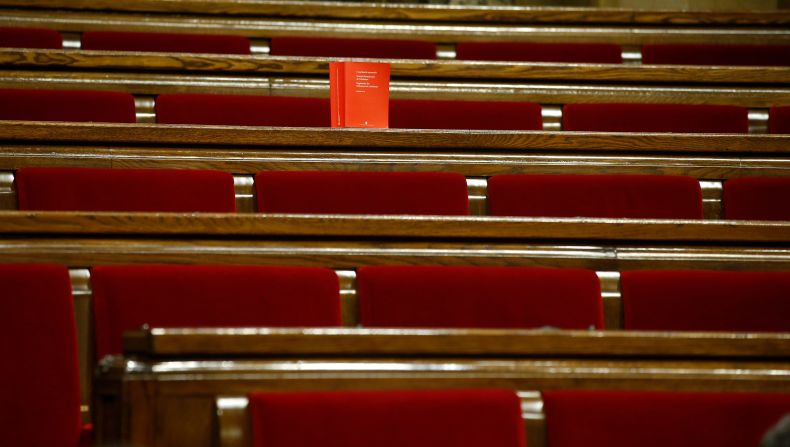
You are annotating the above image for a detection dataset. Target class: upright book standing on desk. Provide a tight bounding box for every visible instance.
[330,62,390,128]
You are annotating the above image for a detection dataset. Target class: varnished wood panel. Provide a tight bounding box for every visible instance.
[0,212,788,243]
[0,122,787,153]
[124,328,790,359]
[1,0,788,26]
[3,70,790,107]
[2,50,789,84]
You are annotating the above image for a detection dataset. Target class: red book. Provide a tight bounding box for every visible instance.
[330,62,390,128]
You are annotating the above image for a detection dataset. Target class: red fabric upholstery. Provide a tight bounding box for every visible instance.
[563,103,748,133]
[457,42,622,63]
[0,27,62,49]
[16,167,236,212]
[270,36,436,59]
[358,266,603,329]
[249,389,526,447]
[390,99,543,130]
[488,174,703,219]
[79,424,93,447]
[642,44,790,67]
[81,31,251,54]
[544,390,790,447]
[255,171,469,215]
[0,88,136,123]
[724,177,790,221]
[91,264,341,359]
[770,106,790,134]
[0,264,81,447]
[156,94,330,127]
[621,270,790,332]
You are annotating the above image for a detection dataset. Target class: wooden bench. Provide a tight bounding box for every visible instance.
[91,326,790,447]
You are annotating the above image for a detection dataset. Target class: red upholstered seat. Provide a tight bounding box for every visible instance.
[0,88,136,123]
[488,174,703,219]
[724,177,790,221]
[358,266,603,329]
[270,36,437,59]
[544,390,790,447]
[248,389,526,447]
[91,264,341,359]
[156,94,330,127]
[0,26,62,49]
[81,31,251,54]
[642,44,790,67]
[0,264,82,447]
[621,270,790,332]
[16,167,236,212]
[456,42,622,63]
[390,99,543,130]
[563,103,748,133]
[770,106,790,134]
[255,171,469,215]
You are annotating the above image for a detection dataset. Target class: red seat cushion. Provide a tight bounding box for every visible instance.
[91,264,341,359]
[724,177,790,221]
[488,174,703,219]
[249,389,526,447]
[563,103,748,133]
[642,44,790,67]
[81,31,251,54]
[390,99,543,130]
[0,264,81,447]
[270,36,436,59]
[0,27,62,49]
[544,390,790,447]
[456,42,622,64]
[255,171,469,215]
[770,106,790,134]
[621,270,790,332]
[16,167,236,212]
[0,88,136,123]
[156,94,330,127]
[358,266,603,329]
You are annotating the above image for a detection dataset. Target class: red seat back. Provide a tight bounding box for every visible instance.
[156,94,330,127]
[81,31,251,54]
[390,99,543,130]
[563,103,748,133]
[622,270,790,332]
[91,264,341,359]
[456,42,622,63]
[249,389,526,447]
[770,106,790,134]
[0,88,136,123]
[0,26,62,49]
[0,264,81,447]
[488,174,703,219]
[16,167,236,212]
[544,390,790,447]
[270,36,436,59]
[724,177,790,221]
[255,171,469,215]
[358,266,603,329]
[642,44,790,67]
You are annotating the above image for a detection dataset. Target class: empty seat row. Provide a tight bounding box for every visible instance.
[12,167,790,220]
[3,26,790,66]
[5,88,790,133]
[244,388,790,447]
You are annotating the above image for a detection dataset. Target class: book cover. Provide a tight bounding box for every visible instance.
[329,61,390,128]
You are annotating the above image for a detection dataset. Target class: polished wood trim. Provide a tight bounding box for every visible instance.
[1,122,787,153]
[1,0,788,26]
[5,71,790,107]
[0,212,788,243]
[2,50,789,84]
[124,327,790,359]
